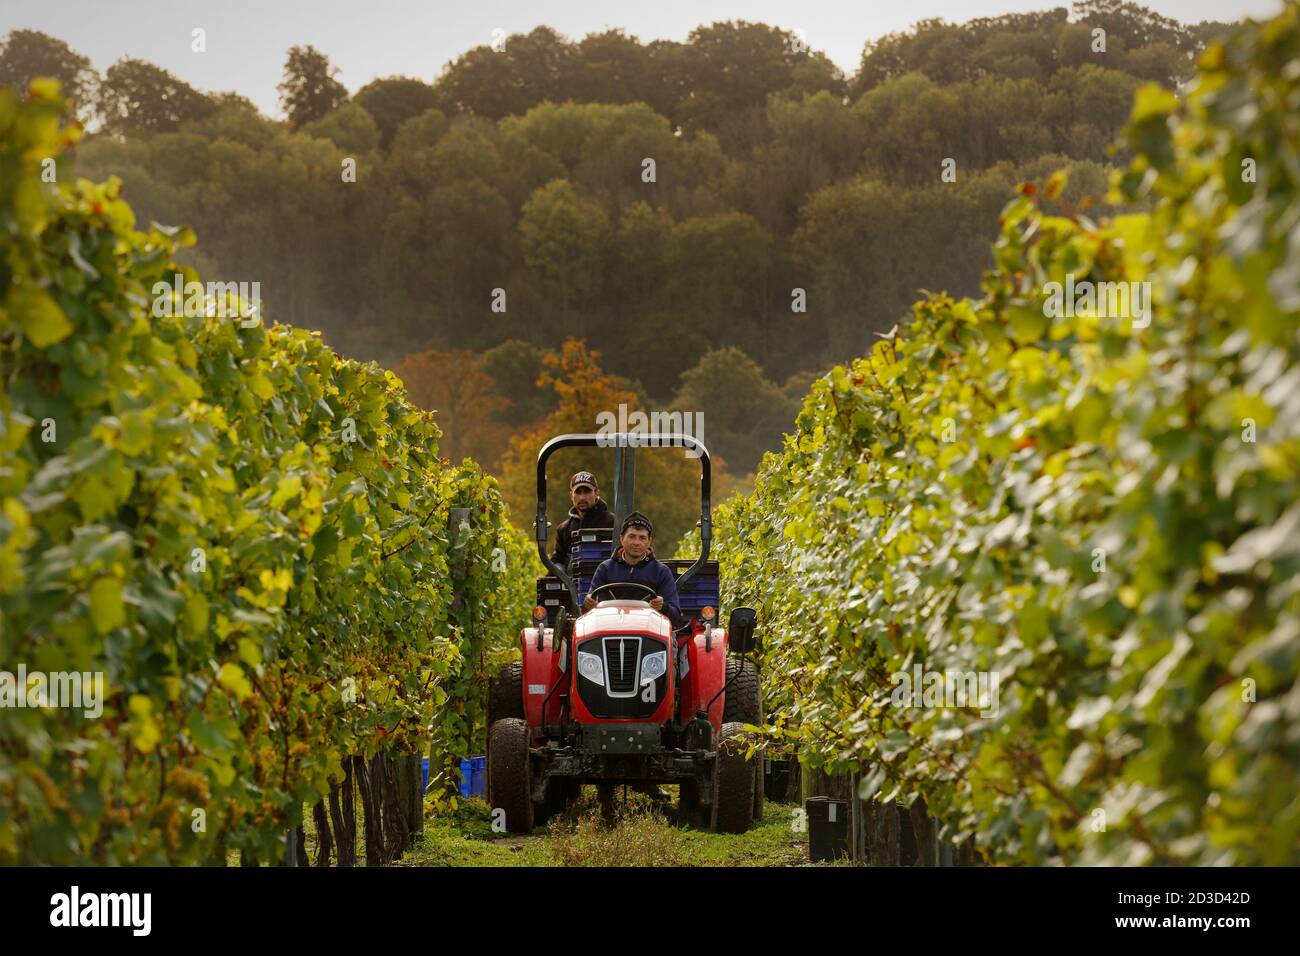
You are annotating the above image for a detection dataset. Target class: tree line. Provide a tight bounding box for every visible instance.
[0,1,1229,482]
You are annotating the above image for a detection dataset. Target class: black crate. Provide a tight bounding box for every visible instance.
[572,542,613,562]
[536,577,566,601]
[806,797,850,862]
[764,757,793,802]
[666,560,720,613]
[571,528,614,562]
[539,602,561,627]
[535,575,571,626]
[568,559,600,605]
[664,559,719,577]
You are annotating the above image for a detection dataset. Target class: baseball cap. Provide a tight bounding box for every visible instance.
[570,471,596,490]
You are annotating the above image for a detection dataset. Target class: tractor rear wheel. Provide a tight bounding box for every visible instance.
[722,659,765,822]
[710,722,756,834]
[722,659,761,723]
[487,718,534,834]
[487,661,524,725]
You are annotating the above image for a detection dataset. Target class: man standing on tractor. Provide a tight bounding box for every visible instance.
[551,470,614,565]
[582,512,682,628]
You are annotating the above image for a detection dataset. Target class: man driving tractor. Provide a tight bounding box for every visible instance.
[582,510,684,802]
[582,511,682,628]
[551,470,614,565]
[487,430,763,830]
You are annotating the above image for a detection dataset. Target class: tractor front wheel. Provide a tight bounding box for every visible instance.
[487,718,534,834]
[710,722,756,834]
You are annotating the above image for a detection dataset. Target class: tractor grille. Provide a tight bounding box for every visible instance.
[576,635,670,719]
[604,637,641,695]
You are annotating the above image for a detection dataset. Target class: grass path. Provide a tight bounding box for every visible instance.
[396,787,819,867]
[266,783,822,868]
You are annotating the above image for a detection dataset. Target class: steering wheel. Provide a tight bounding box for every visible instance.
[585,582,658,605]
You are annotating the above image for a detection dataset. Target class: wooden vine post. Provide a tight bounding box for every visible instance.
[426,507,474,802]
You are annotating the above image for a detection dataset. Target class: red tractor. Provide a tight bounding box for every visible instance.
[486,432,764,833]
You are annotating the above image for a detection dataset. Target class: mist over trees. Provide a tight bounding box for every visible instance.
[1,1,1230,486]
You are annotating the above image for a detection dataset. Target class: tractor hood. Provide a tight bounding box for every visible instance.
[575,601,673,640]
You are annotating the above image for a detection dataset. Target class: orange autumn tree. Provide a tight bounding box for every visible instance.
[498,339,733,553]
[395,349,511,465]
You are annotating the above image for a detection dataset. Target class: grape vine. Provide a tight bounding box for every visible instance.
[701,9,1299,865]
[0,81,534,864]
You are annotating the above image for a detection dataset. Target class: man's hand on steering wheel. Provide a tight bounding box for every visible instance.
[583,581,660,612]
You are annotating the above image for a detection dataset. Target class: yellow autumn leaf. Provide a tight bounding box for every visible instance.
[247,373,275,400]
[128,695,161,752]
[217,662,253,701]
[10,284,73,347]
[88,577,125,634]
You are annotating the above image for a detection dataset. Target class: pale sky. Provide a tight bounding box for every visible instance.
[2,0,1286,118]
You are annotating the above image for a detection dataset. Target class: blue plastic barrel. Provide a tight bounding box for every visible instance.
[470,755,486,797]
[458,757,474,797]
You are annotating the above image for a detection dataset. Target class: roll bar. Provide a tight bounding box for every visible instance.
[536,433,711,613]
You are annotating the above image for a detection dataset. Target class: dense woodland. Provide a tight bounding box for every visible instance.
[0,1,1229,533]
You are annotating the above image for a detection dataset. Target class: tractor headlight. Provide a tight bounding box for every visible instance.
[640,650,667,682]
[577,650,604,684]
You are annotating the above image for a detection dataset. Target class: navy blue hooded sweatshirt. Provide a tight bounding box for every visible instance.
[589,547,682,627]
